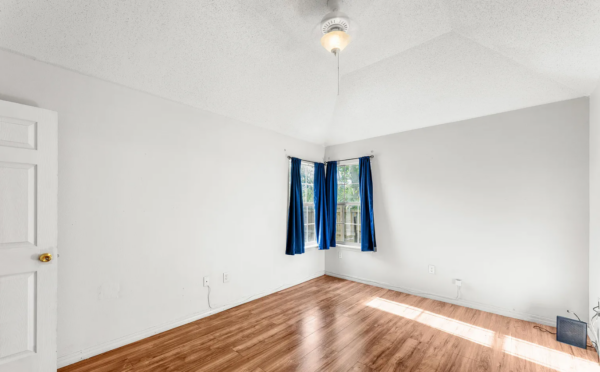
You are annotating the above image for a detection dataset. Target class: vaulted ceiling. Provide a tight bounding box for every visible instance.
[1,0,599,145]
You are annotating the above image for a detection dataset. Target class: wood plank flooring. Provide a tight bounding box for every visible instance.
[59,275,599,372]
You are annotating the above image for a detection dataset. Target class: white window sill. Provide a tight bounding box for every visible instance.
[336,244,361,250]
[304,244,364,251]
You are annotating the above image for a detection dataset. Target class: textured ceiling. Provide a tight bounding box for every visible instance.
[1,0,599,145]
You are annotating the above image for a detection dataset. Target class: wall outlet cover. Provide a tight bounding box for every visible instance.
[203,276,210,287]
[428,265,435,274]
[223,273,229,283]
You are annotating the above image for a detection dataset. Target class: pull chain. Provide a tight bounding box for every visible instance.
[333,48,340,95]
[337,49,340,95]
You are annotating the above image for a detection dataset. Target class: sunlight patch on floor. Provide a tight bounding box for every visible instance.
[367,297,495,347]
[503,336,600,372]
[367,297,600,372]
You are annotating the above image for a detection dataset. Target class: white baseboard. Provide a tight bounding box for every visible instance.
[57,271,325,368]
[325,271,556,327]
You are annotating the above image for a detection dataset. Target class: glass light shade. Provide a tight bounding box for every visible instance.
[320,30,351,53]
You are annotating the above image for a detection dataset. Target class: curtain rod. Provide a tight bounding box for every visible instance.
[286,155,374,164]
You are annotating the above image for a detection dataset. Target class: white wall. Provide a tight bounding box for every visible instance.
[325,98,589,325]
[0,50,325,366]
[590,84,600,339]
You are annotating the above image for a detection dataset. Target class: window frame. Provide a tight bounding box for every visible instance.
[335,160,361,248]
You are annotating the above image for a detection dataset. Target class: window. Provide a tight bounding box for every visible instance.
[289,160,316,247]
[336,162,361,246]
[301,162,316,246]
[288,160,359,248]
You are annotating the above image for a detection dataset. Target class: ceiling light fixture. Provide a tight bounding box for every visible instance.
[320,0,351,95]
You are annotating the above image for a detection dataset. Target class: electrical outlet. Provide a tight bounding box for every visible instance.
[339,250,343,259]
[223,273,229,283]
[454,279,462,287]
[203,276,210,287]
[428,265,435,274]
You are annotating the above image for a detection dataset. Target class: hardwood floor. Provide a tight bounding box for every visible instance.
[59,275,599,372]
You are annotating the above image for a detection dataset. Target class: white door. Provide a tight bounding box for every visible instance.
[0,100,57,372]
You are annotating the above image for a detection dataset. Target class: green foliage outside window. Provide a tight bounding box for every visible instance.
[301,162,316,244]
[336,163,361,245]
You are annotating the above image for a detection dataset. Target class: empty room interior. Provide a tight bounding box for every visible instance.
[3,1,600,371]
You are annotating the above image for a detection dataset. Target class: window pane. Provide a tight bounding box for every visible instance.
[345,205,360,224]
[305,185,314,203]
[345,224,360,243]
[338,165,350,184]
[306,224,316,243]
[337,184,345,203]
[301,164,307,184]
[336,224,344,242]
[337,165,345,183]
[336,205,343,223]
[348,164,359,184]
[306,204,315,224]
[345,184,359,203]
[304,222,307,242]
[305,165,314,185]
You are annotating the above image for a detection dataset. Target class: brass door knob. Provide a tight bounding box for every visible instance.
[39,253,53,262]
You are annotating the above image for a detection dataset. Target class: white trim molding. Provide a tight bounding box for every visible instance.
[58,271,325,368]
[325,271,556,327]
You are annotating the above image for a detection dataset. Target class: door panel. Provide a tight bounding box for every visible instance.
[0,272,36,360]
[0,100,57,372]
[0,116,36,149]
[0,162,36,248]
